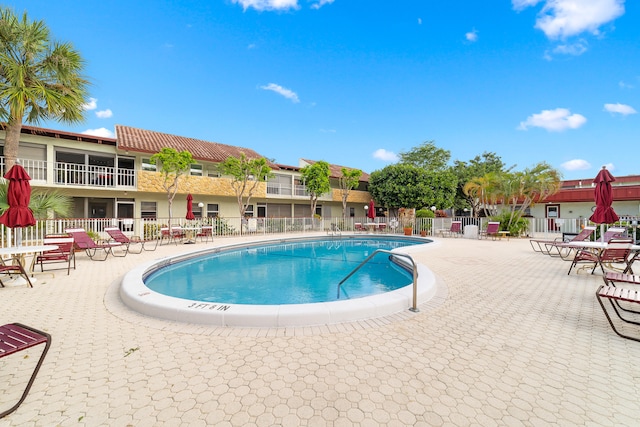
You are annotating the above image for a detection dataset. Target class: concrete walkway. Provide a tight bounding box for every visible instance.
[1,235,639,426]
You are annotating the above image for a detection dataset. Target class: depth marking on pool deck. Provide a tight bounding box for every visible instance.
[187,302,232,311]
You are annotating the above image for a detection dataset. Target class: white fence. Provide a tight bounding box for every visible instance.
[1,216,638,248]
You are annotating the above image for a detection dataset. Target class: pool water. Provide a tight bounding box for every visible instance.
[144,238,419,305]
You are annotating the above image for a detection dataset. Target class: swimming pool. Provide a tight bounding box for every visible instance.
[144,238,418,305]
[120,235,439,327]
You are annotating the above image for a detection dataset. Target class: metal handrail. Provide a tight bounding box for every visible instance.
[337,249,420,312]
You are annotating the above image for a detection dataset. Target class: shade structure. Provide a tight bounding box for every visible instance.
[367,199,376,221]
[589,166,619,225]
[0,164,36,231]
[186,194,195,220]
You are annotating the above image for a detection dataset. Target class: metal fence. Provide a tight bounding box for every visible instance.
[1,216,638,248]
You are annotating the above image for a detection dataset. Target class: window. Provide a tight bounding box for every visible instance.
[190,164,203,176]
[350,207,355,217]
[245,205,254,217]
[142,158,156,171]
[207,204,219,218]
[141,201,157,219]
[207,164,221,177]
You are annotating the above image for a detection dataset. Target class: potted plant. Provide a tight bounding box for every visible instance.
[398,208,415,236]
[415,208,435,237]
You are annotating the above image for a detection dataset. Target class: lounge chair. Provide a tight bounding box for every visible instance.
[479,222,500,240]
[34,236,76,275]
[0,257,33,288]
[65,228,124,261]
[0,323,51,418]
[596,285,640,342]
[105,227,144,254]
[568,238,633,275]
[354,223,366,233]
[441,221,462,238]
[530,225,595,256]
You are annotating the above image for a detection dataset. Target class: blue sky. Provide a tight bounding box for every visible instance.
[15,0,639,180]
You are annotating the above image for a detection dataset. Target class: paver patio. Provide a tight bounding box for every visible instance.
[1,235,639,426]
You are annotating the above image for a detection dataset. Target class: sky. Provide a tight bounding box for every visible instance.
[12,0,640,180]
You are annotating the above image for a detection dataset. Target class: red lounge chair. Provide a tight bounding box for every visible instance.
[596,285,640,342]
[0,323,51,418]
[532,226,596,257]
[568,239,633,275]
[105,227,145,254]
[354,223,365,233]
[0,257,33,288]
[441,221,462,238]
[35,236,76,275]
[65,228,124,261]
[479,222,500,240]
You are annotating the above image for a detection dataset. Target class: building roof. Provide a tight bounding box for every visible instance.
[299,159,370,182]
[115,125,272,165]
[4,123,117,146]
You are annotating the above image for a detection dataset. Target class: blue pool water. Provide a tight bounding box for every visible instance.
[144,237,423,305]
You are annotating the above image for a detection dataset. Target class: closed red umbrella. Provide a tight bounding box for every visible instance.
[589,166,619,241]
[0,164,36,246]
[186,194,195,220]
[368,199,376,221]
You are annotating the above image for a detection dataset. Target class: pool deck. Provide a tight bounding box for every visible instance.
[1,233,639,425]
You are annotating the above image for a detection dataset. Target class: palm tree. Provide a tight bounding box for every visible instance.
[0,180,71,219]
[0,8,89,170]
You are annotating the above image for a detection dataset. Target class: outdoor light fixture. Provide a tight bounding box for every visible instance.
[430,206,436,211]
[198,202,204,208]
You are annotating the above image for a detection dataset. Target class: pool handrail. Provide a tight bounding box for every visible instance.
[337,249,419,312]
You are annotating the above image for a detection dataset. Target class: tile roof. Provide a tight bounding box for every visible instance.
[115,125,272,165]
[300,159,370,182]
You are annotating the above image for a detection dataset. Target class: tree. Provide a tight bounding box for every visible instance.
[338,167,362,220]
[150,147,194,224]
[368,164,457,215]
[300,160,331,218]
[0,182,71,219]
[453,152,506,216]
[0,8,90,171]
[463,172,503,218]
[220,153,273,219]
[398,140,451,171]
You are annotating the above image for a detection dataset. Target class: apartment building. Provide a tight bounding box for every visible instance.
[0,124,373,224]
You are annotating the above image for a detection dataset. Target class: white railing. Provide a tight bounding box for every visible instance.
[2,216,637,248]
[0,157,137,188]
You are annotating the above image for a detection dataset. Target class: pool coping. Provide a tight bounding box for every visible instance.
[119,235,440,327]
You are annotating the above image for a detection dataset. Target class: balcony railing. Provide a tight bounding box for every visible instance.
[0,157,136,188]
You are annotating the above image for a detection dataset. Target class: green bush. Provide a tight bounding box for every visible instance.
[491,211,528,237]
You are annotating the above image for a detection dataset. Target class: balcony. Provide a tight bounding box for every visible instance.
[1,157,137,189]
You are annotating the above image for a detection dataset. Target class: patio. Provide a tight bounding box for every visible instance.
[1,235,639,425]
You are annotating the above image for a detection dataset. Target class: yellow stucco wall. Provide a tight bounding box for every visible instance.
[137,171,267,197]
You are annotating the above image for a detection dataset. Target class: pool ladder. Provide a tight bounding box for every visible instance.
[337,250,420,312]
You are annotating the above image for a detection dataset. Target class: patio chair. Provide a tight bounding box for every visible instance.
[568,238,633,275]
[0,323,51,418]
[596,285,640,342]
[441,221,462,238]
[197,226,213,243]
[160,226,185,245]
[105,227,143,254]
[354,223,365,233]
[34,236,76,275]
[65,228,124,261]
[530,225,595,256]
[0,257,33,288]
[478,222,500,240]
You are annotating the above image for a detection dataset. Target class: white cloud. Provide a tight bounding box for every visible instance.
[232,0,299,11]
[96,109,113,119]
[603,162,615,171]
[82,127,115,138]
[373,149,399,163]
[518,108,587,131]
[82,98,97,110]
[310,0,334,10]
[418,18,422,25]
[513,0,625,39]
[552,40,588,56]
[604,103,637,115]
[619,80,634,89]
[561,159,591,171]
[260,83,300,103]
[465,29,478,42]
